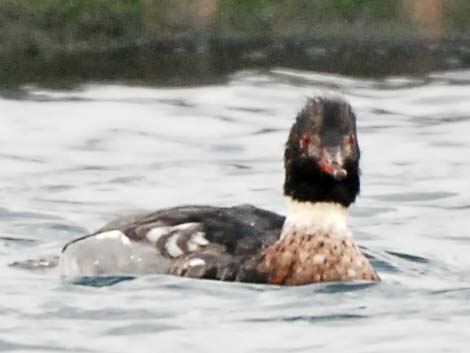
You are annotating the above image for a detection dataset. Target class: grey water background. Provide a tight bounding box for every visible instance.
[1,68,470,352]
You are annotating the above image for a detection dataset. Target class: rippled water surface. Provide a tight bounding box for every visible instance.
[1,69,469,352]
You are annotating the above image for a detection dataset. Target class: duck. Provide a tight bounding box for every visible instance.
[59,96,380,285]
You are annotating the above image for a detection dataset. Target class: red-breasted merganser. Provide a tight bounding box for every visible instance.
[59,97,379,285]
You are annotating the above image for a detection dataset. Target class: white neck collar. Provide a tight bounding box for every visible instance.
[281,197,349,238]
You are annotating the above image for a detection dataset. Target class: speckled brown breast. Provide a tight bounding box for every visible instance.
[258,230,380,285]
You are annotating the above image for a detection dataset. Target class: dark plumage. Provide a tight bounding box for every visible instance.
[64,204,284,255]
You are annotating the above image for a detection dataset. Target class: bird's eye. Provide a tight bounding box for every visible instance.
[301,135,311,146]
[349,135,356,145]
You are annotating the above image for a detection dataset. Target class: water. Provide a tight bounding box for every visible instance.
[1,69,469,352]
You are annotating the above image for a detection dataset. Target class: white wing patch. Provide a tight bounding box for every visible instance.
[95,230,131,245]
[145,222,210,258]
[186,258,205,268]
[165,234,184,257]
[187,231,209,251]
[146,226,172,244]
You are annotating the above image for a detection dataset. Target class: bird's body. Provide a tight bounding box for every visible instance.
[59,96,380,285]
[60,204,284,282]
